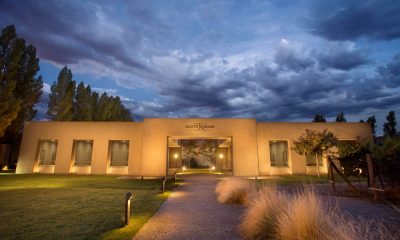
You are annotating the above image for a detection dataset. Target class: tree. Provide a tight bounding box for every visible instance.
[292,129,337,177]
[335,112,346,122]
[5,44,43,138]
[366,116,376,136]
[0,25,42,168]
[0,25,23,137]
[91,91,99,120]
[373,137,400,187]
[47,66,76,121]
[337,138,371,177]
[312,114,326,122]
[73,82,92,121]
[383,111,397,137]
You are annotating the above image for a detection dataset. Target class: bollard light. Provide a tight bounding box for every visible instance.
[125,192,133,226]
[161,177,166,194]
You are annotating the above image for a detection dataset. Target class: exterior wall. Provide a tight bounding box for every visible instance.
[16,122,143,175]
[141,118,258,176]
[16,119,372,176]
[256,122,373,175]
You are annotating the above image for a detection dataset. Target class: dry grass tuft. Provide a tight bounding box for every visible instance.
[215,177,254,204]
[240,185,399,240]
[239,185,288,239]
[276,188,336,240]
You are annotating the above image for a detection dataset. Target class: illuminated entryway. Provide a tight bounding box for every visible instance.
[167,137,232,174]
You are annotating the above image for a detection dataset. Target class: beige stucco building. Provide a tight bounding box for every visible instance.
[16,118,372,176]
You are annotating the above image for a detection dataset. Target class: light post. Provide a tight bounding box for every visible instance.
[125,192,133,225]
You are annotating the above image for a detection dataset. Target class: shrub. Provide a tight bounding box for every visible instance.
[239,185,288,239]
[373,136,400,187]
[215,177,254,204]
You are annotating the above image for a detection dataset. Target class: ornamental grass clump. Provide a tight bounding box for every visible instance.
[240,185,398,240]
[215,177,254,204]
[275,188,337,240]
[239,185,288,239]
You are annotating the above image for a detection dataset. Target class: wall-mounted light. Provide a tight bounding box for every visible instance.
[219,153,224,159]
[174,153,179,159]
[211,166,216,171]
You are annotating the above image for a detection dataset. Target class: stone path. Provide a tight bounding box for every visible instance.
[133,174,243,240]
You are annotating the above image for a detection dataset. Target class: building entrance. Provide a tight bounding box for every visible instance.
[167,137,232,174]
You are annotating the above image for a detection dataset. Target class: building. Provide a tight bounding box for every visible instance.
[16,118,372,176]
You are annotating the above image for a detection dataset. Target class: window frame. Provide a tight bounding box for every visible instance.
[269,140,289,167]
[37,139,58,166]
[72,139,94,166]
[108,140,130,167]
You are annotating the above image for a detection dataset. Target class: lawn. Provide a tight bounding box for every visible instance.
[0,174,178,240]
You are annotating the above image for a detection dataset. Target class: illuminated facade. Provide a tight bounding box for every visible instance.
[16,118,372,176]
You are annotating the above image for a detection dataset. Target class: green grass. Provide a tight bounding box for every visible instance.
[0,174,178,240]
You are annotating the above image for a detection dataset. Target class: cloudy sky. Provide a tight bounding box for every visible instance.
[1,0,400,134]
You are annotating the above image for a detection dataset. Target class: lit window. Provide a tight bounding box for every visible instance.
[269,141,288,167]
[109,140,129,166]
[38,140,58,165]
[73,140,93,166]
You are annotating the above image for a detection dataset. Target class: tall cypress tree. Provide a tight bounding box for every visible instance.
[47,66,76,121]
[73,82,92,121]
[335,112,346,122]
[6,45,43,138]
[0,25,23,137]
[366,116,376,136]
[91,91,99,121]
[313,114,326,122]
[383,111,397,137]
[96,92,112,121]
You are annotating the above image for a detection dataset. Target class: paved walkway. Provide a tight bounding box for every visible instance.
[133,174,243,240]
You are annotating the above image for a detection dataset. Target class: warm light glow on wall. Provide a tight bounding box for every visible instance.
[219,153,224,159]
[173,153,179,159]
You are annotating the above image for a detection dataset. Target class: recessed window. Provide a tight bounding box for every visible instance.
[269,140,288,167]
[73,140,93,166]
[109,140,129,166]
[306,154,323,166]
[38,140,58,165]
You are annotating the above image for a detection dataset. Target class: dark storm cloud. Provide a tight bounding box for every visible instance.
[1,0,399,125]
[377,54,400,87]
[309,0,400,41]
[0,0,149,70]
[316,48,369,71]
[274,43,315,72]
[129,52,400,122]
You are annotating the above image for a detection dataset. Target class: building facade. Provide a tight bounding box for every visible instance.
[16,118,372,176]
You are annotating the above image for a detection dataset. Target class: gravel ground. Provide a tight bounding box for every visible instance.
[133,175,400,240]
[133,174,244,240]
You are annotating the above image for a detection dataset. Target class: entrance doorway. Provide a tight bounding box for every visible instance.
[167,137,232,175]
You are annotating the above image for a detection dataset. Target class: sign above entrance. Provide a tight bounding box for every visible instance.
[185,122,216,131]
